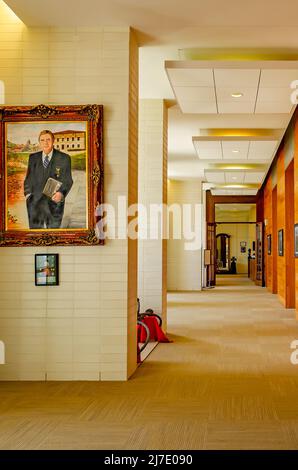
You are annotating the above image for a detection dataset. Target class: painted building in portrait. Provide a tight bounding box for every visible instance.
[54,130,86,152]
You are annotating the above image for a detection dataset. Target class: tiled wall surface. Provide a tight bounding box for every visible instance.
[167,180,202,291]
[0,1,138,380]
[138,100,167,324]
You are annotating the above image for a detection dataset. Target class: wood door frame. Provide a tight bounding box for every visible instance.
[206,191,257,285]
[272,185,278,293]
[285,160,295,308]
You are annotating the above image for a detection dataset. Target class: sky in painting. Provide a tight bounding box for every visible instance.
[6,121,87,145]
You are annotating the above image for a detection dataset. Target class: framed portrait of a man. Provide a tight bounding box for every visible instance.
[0,104,103,246]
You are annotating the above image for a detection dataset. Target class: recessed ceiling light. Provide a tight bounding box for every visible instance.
[231,93,243,98]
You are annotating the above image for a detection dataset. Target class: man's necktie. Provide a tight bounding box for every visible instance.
[43,155,50,169]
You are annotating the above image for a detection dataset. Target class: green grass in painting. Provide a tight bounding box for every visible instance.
[6,151,86,174]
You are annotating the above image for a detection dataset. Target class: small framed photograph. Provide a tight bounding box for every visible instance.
[278,229,284,256]
[35,253,59,286]
[295,224,298,257]
[267,234,272,255]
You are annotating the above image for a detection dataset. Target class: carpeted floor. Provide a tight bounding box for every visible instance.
[1,275,298,449]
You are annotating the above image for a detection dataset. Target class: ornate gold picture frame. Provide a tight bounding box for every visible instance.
[0,104,103,246]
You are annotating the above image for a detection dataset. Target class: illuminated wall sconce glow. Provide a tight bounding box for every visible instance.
[0,81,4,104]
[225,184,245,188]
[231,93,243,98]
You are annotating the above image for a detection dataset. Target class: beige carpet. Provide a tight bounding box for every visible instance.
[1,275,298,449]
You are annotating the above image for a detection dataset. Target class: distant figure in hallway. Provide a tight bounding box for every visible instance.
[230,256,237,274]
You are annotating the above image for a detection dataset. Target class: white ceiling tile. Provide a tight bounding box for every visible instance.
[255,101,293,113]
[167,68,214,87]
[222,141,249,160]
[217,101,255,113]
[180,101,217,113]
[257,87,292,102]
[243,189,258,195]
[205,172,225,183]
[212,189,257,195]
[216,87,258,102]
[211,189,229,195]
[248,141,278,160]
[214,69,260,88]
[244,172,265,183]
[259,69,298,87]
[194,141,222,159]
[175,86,215,101]
[225,172,245,183]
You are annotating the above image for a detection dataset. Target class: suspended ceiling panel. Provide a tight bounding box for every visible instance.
[205,171,265,185]
[193,136,279,162]
[211,189,258,196]
[165,61,298,115]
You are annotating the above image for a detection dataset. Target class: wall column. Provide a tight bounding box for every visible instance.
[0,0,139,381]
[138,99,167,327]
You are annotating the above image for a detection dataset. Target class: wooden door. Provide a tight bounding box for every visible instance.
[285,160,295,308]
[255,222,264,286]
[272,186,277,293]
[207,223,216,286]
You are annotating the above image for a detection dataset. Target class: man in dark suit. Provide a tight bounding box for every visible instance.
[24,130,73,229]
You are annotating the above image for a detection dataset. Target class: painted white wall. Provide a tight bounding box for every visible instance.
[138,99,167,323]
[167,179,202,291]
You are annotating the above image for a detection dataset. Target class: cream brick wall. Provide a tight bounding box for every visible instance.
[138,100,167,326]
[0,1,138,381]
[167,179,202,291]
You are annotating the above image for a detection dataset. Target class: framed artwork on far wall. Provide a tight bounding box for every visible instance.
[267,234,272,255]
[294,224,298,257]
[35,253,59,286]
[278,229,284,256]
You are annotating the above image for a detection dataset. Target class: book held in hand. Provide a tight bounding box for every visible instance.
[43,177,62,199]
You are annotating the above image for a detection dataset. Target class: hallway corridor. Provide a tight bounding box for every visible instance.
[160,276,298,448]
[1,277,298,449]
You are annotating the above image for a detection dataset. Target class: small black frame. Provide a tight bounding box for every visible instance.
[35,253,59,286]
[295,224,298,258]
[267,234,272,255]
[278,229,284,256]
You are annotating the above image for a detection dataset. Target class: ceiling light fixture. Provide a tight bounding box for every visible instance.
[231,93,243,98]
[225,184,244,188]
[232,150,239,153]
